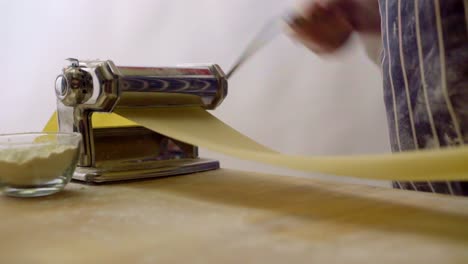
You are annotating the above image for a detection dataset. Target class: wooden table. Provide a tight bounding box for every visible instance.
[1,169,468,263]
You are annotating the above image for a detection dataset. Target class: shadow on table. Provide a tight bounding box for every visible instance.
[132,169,468,243]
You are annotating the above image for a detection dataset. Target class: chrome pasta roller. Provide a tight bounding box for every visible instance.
[55,58,227,183]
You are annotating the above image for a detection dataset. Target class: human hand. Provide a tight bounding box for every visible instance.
[288,0,380,54]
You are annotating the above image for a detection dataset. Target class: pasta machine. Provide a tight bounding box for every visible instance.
[55,58,227,183]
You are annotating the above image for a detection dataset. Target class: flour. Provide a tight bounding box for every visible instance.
[0,144,78,186]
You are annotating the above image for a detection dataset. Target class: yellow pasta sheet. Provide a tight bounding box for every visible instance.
[44,107,468,181]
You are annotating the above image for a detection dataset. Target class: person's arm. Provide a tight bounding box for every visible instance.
[289,0,381,54]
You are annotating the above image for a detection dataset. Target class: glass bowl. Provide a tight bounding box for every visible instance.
[0,132,81,197]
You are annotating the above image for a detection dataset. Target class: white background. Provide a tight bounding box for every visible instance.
[1,0,390,187]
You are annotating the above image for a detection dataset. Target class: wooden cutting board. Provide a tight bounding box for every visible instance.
[1,169,467,264]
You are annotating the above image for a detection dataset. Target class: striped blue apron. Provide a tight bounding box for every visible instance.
[379,0,468,195]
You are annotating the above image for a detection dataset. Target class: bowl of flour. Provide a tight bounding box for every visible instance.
[0,132,81,197]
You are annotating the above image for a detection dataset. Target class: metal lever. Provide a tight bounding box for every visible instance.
[226,11,298,79]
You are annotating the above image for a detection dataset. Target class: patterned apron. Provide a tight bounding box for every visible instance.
[379,0,468,195]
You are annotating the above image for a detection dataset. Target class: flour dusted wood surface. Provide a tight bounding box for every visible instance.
[1,169,468,263]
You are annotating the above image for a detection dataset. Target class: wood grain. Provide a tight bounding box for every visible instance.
[1,169,467,264]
